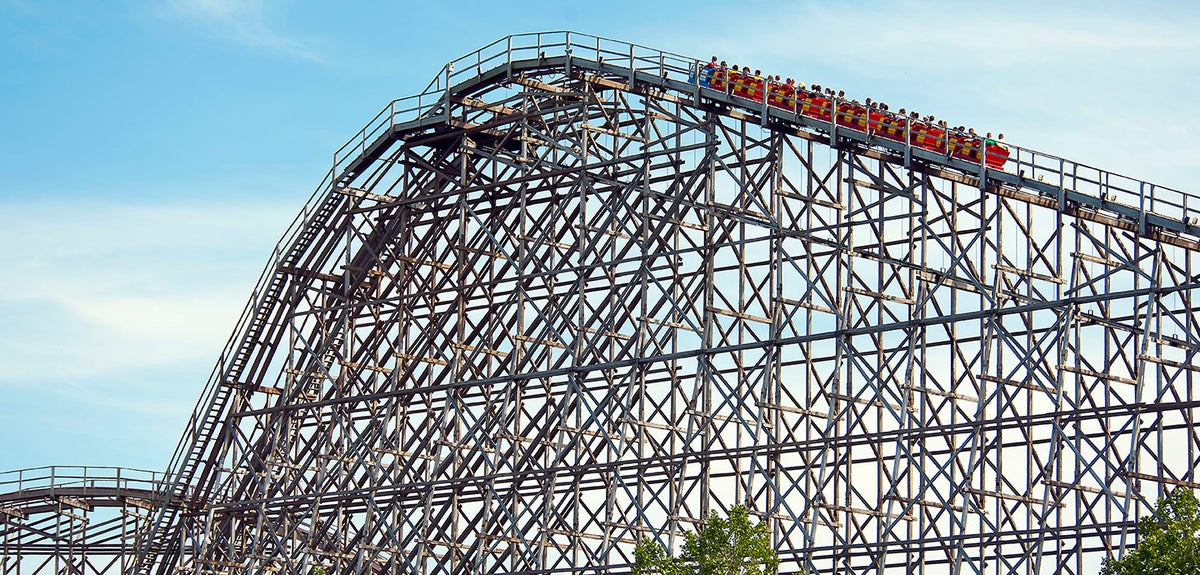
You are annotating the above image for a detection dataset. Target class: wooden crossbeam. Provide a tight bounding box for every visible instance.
[963,487,1065,508]
[1124,471,1200,490]
[335,186,393,203]
[1139,353,1200,372]
[395,352,449,366]
[812,501,912,521]
[514,334,567,349]
[451,95,519,116]
[994,263,1065,285]
[711,306,772,324]
[57,496,93,512]
[0,506,26,520]
[1071,251,1128,268]
[844,286,916,305]
[222,381,283,396]
[979,373,1057,394]
[1057,364,1137,385]
[639,316,698,332]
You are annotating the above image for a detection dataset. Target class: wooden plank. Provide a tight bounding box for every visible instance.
[979,373,1057,394]
[619,416,684,434]
[1125,471,1200,490]
[1043,480,1128,499]
[335,186,392,203]
[339,361,393,375]
[278,265,343,284]
[582,223,633,240]
[1138,353,1200,372]
[514,334,567,349]
[847,178,907,196]
[640,316,698,332]
[455,244,508,260]
[583,123,645,143]
[513,74,582,97]
[1057,364,1137,385]
[398,255,453,271]
[813,501,912,521]
[371,448,435,461]
[775,188,844,210]
[646,212,708,232]
[1071,251,1128,268]
[451,95,519,116]
[120,496,158,511]
[757,401,829,420]
[778,296,836,316]
[513,234,572,250]
[57,495,92,512]
[963,487,1065,508]
[711,306,772,324]
[580,326,633,341]
[918,270,984,295]
[0,506,26,520]
[452,342,510,359]
[556,425,638,443]
[446,118,507,139]
[994,263,1065,285]
[901,385,978,403]
[844,286,916,305]
[395,352,449,366]
[223,381,283,396]
[887,495,976,514]
[829,392,903,413]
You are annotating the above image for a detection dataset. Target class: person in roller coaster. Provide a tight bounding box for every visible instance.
[696,56,1010,169]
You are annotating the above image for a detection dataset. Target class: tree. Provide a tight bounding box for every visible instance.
[633,505,782,575]
[1101,487,1200,575]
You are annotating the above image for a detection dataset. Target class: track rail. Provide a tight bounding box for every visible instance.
[1,466,172,570]
[0,466,167,506]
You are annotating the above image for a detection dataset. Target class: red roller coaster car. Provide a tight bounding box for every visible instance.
[699,64,1010,170]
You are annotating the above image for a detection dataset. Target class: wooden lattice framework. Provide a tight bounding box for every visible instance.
[14,33,1198,575]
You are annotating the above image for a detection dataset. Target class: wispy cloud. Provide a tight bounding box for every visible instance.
[163,0,321,61]
[706,2,1200,73]
[0,199,294,384]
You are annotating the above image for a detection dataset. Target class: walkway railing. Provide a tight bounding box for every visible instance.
[0,465,166,496]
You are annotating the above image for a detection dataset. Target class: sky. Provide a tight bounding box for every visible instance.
[0,0,1197,474]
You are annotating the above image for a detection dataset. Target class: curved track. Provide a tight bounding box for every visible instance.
[1,467,173,575]
[114,32,1200,575]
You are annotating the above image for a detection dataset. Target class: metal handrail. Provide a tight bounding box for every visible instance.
[0,465,166,494]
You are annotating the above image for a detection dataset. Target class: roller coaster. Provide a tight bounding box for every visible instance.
[3,31,1199,575]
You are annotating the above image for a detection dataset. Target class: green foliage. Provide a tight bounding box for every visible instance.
[633,505,781,575]
[1101,487,1200,575]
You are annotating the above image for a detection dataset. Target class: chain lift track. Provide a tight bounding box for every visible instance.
[34,32,1194,575]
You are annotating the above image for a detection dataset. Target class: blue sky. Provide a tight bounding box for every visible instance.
[1,0,1197,473]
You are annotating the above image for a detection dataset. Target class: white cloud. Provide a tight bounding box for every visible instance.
[163,0,321,61]
[693,2,1199,72]
[0,200,294,384]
